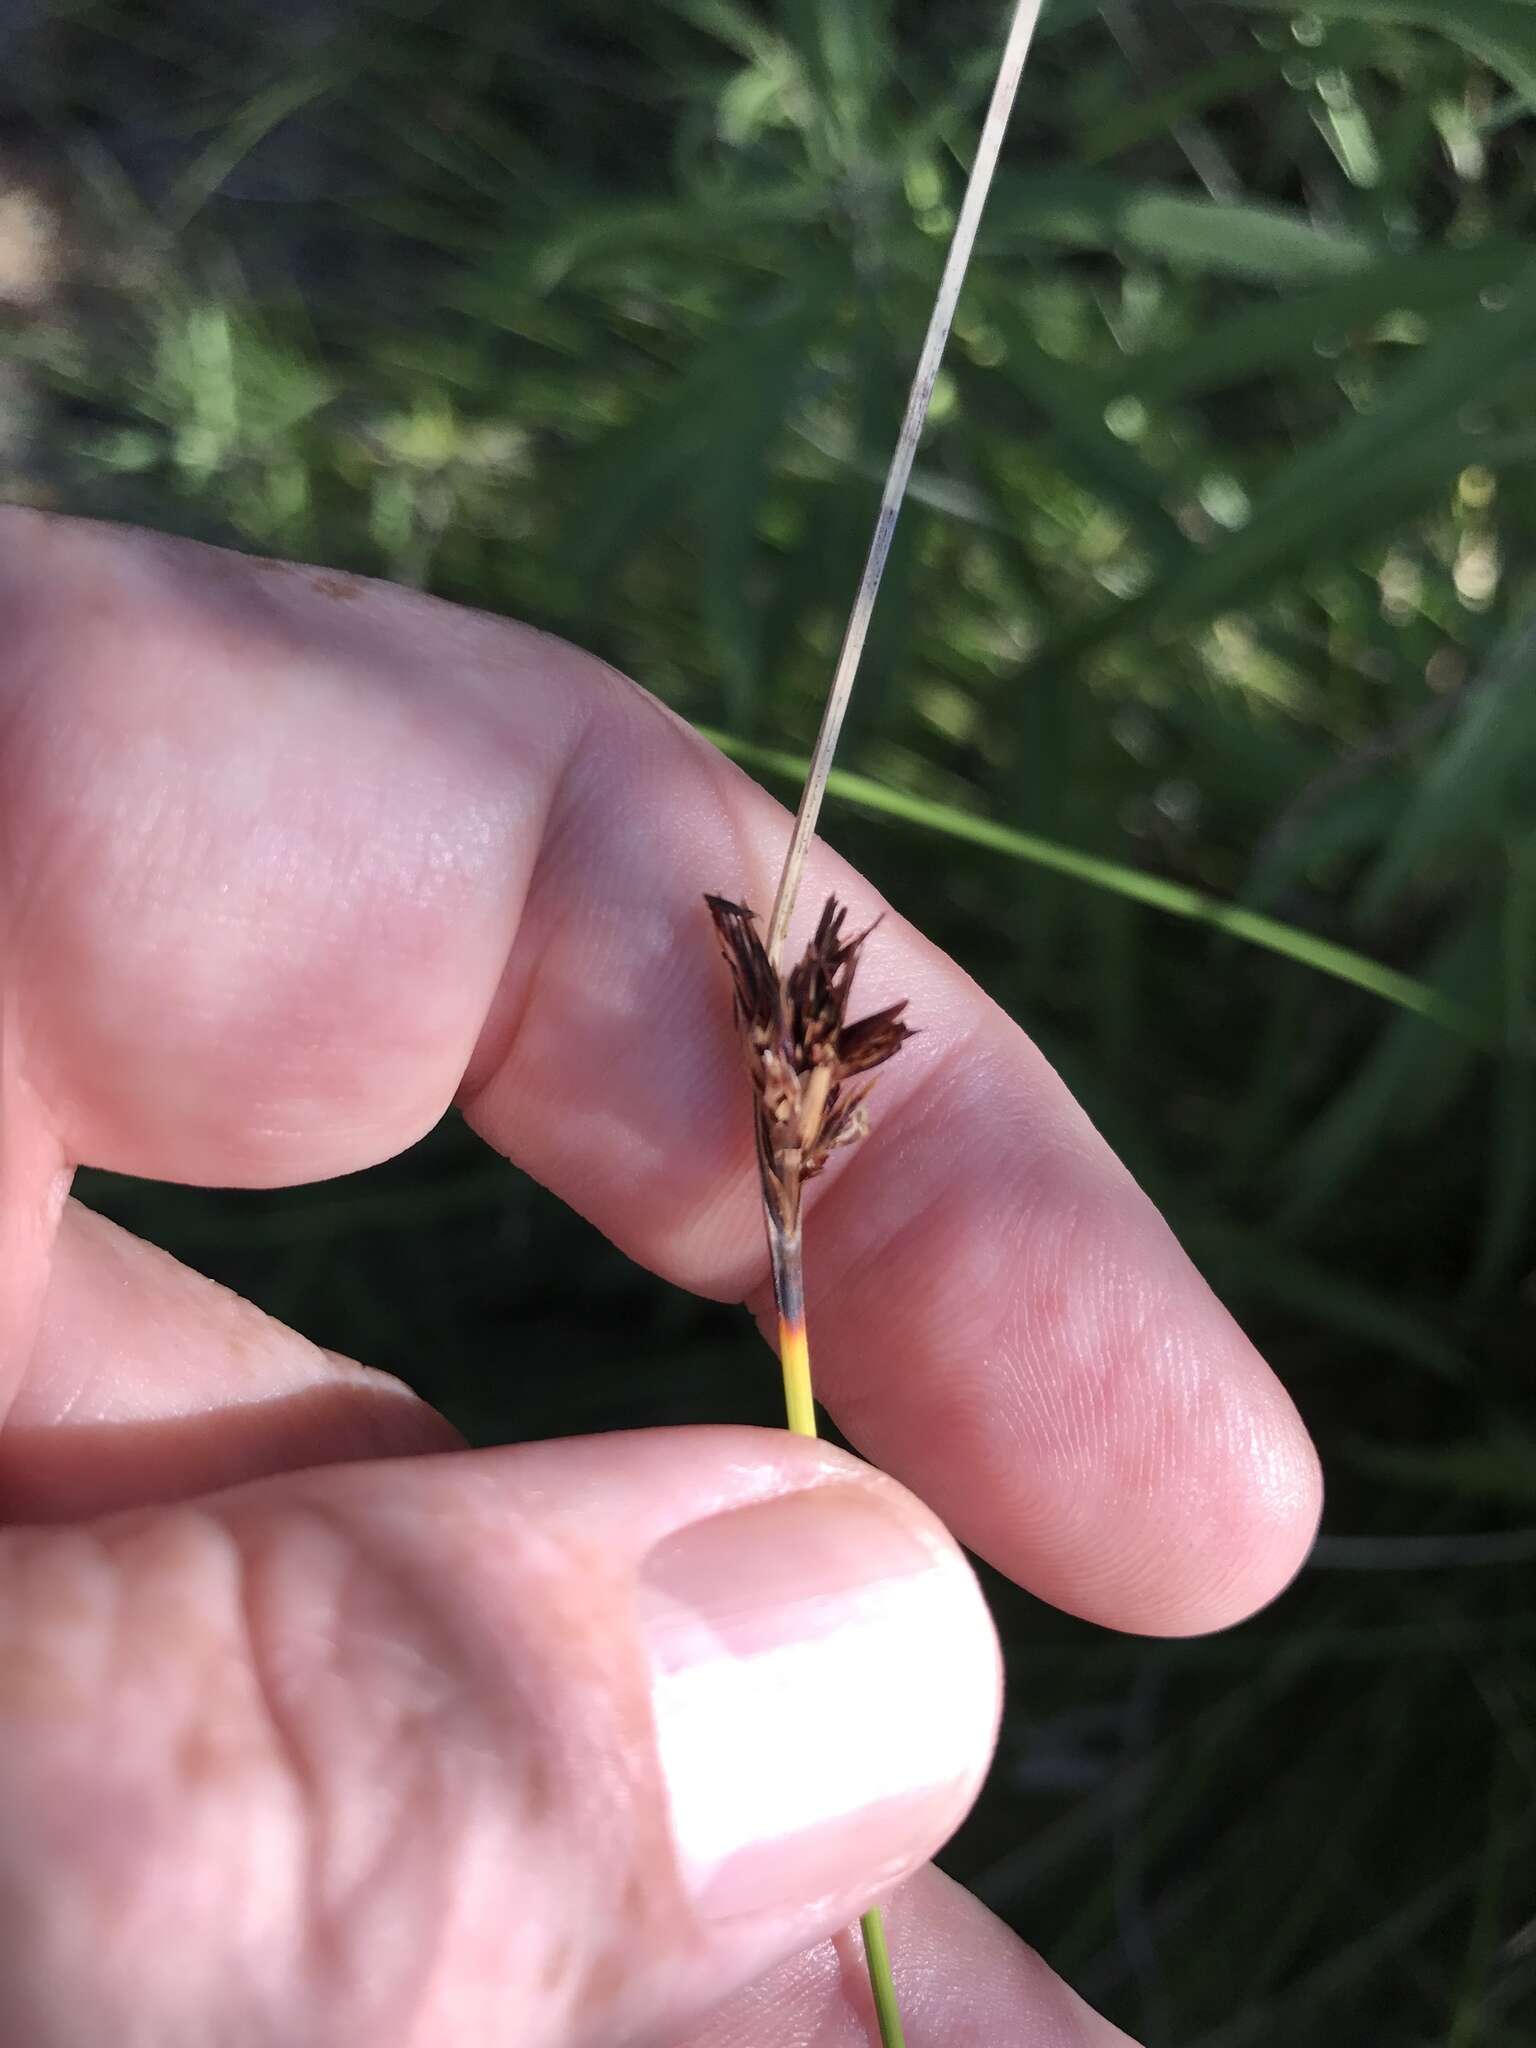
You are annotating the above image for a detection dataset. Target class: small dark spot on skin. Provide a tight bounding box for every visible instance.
[620,1864,648,1921]
[519,1744,558,1826]
[309,572,363,601]
[580,1936,630,2014]
[0,1648,89,1717]
[176,1715,244,1790]
[538,1935,575,1994]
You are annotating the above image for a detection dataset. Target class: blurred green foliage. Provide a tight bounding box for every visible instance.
[4,0,1536,2037]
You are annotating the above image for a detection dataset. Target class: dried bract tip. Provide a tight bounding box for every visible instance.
[705,892,912,1235]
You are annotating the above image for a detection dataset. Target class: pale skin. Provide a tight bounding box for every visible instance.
[0,506,1322,2046]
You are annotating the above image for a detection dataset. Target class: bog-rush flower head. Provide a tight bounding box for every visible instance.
[704,894,911,1237]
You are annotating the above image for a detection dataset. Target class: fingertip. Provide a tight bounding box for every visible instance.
[1166,1364,1323,1637]
[676,1864,1139,2046]
[639,1463,1001,1925]
[804,1088,1323,1639]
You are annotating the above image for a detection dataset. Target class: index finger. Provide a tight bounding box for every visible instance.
[0,508,1319,1631]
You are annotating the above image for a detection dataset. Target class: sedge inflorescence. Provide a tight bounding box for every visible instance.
[705,893,912,1236]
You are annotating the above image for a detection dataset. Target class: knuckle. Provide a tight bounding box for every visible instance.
[0,1487,678,2046]
[0,1508,300,2038]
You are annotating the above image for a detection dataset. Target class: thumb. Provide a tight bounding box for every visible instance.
[0,1425,1000,2048]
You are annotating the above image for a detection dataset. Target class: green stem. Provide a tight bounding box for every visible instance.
[860,1906,908,2048]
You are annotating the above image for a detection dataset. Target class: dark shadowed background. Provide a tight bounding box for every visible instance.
[3,1,1535,2039]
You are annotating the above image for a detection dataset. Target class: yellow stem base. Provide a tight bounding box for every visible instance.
[778,1313,816,1438]
[776,1306,905,2045]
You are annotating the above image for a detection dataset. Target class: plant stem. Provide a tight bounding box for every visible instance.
[770,1215,906,2047]
[764,0,1046,970]
[769,1219,816,1439]
[754,14,1045,2039]
[858,1904,907,2048]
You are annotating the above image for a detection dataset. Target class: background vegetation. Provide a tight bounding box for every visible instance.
[3,0,1535,2037]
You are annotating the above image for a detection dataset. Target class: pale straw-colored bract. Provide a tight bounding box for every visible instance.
[764,0,1048,968]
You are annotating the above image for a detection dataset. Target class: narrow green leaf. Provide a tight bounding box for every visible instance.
[1280,912,1497,1220]
[1188,1223,1468,1379]
[956,333,1187,561]
[781,0,891,142]
[163,64,341,229]
[1221,0,1536,105]
[528,187,824,291]
[1469,839,1536,1299]
[564,280,836,598]
[1122,245,1526,403]
[1360,616,1536,919]
[1079,51,1283,163]
[985,169,1381,282]
[702,729,1486,1036]
[1121,190,1377,282]
[1348,1428,1536,1508]
[1153,265,1536,628]
[654,0,780,59]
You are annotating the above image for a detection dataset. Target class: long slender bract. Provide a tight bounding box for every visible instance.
[764,0,1048,969]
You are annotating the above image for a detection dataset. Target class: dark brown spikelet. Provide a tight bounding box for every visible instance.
[705,893,912,1234]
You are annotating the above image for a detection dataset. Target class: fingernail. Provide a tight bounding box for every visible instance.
[641,1483,999,1922]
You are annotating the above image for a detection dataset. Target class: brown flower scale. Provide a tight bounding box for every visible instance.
[704,894,912,1238]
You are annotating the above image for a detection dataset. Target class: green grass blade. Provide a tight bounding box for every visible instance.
[1078,50,1283,163]
[957,332,1187,562]
[1278,913,1497,1221]
[1346,1428,1536,1509]
[1151,264,1536,629]
[703,730,1486,1038]
[1186,1223,1469,1380]
[1120,243,1526,403]
[1359,618,1536,920]
[163,64,341,229]
[1469,839,1536,1299]
[982,169,1381,281]
[1220,0,1536,104]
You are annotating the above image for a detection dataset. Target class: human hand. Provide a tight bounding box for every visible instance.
[0,507,1320,2046]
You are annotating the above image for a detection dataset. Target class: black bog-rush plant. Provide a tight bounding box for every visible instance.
[703,6,1044,2038]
